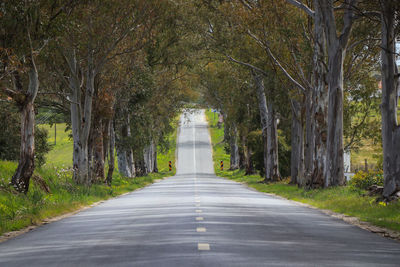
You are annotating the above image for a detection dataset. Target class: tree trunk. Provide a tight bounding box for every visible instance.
[106,120,115,185]
[117,145,132,177]
[266,99,280,181]
[252,70,269,180]
[303,87,314,187]
[92,119,105,182]
[325,43,345,187]
[310,1,328,188]
[290,99,304,185]
[320,0,356,187]
[242,135,254,175]
[68,49,93,185]
[11,66,39,193]
[380,3,400,198]
[115,113,135,178]
[152,140,158,173]
[229,124,240,170]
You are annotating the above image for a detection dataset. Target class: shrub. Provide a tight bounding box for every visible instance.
[350,169,384,189]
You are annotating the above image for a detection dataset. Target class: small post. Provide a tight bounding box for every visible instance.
[364,159,368,172]
[169,161,172,171]
[220,160,223,171]
[54,123,57,145]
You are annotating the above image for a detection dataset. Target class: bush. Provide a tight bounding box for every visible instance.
[350,169,384,189]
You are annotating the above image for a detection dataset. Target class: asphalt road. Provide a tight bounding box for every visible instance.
[1,109,400,266]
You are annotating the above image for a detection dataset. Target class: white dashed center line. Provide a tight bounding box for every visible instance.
[198,243,210,251]
[197,227,206,232]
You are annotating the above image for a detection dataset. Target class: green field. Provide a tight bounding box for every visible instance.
[0,120,178,236]
[39,123,73,167]
[205,109,400,232]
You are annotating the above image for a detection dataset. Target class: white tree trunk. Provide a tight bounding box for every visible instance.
[11,65,39,193]
[229,124,240,170]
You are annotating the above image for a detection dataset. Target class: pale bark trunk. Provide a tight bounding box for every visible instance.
[266,99,280,181]
[117,146,132,177]
[11,66,38,193]
[106,120,115,185]
[242,135,254,175]
[68,49,93,185]
[252,70,269,180]
[380,3,400,198]
[320,0,356,187]
[229,124,240,170]
[290,99,304,185]
[115,112,135,178]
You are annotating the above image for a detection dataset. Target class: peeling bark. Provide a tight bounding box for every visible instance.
[310,0,328,188]
[11,64,39,193]
[380,2,400,198]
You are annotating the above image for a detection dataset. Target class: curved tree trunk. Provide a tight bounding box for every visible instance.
[380,2,400,198]
[11,66,39,193]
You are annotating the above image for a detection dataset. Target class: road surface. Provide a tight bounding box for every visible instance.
[1,109,400,266]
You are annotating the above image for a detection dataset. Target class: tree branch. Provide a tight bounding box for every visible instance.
[285,0,315,17]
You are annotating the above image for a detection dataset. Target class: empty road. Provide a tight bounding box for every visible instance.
[1,109,400,266]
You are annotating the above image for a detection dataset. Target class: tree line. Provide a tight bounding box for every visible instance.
[1,0,194,193]
[194,0,400,200]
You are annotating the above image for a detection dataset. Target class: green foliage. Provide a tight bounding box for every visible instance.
[0,102,53,167]
[350,170,384,190]
[34,127,53,167]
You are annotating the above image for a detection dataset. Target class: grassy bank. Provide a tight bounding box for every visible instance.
[0,121,178,236]
[205,109,400,232]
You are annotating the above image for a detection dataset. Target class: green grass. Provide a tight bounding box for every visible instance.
[205,109,400,232]
[39,123,73,167]
[0,120,178,236]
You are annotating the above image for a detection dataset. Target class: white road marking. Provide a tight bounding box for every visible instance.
[196,204,201,207]
[198,243,210,251]
[193,119,196,175]
[195,209,202,213]
[196,217,203,221]
[197,227,206,232]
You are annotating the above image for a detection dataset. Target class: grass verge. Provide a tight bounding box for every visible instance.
[205,109,400,233]
[0,120,178,236]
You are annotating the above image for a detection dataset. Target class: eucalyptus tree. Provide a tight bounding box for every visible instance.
[56,0,156,184]
[0,0,68,193]
[377,0,400,198]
